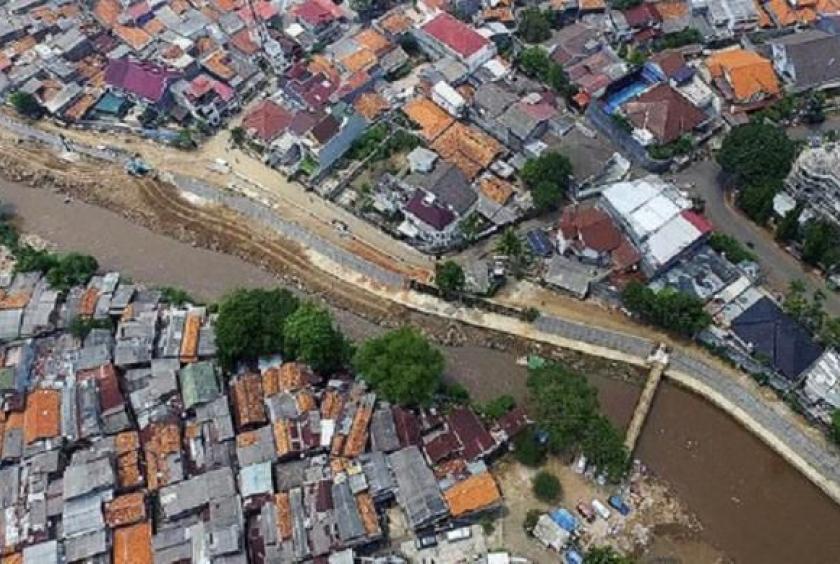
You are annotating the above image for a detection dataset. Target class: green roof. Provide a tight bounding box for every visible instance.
[178,361,220,409]
[0,367,14,391]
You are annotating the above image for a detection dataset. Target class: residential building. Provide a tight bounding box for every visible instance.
[801,349,840,423]
[415,12,497,71]
[785,144,840,227]
[704,48,780,112]
[622,83,709,146]
[769,30,840,92]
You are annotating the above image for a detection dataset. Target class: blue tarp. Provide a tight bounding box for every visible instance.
[564,549,584,564]
[94,92,128,115]
[609,495,631,516]
[527,229,553,257]
[550,508,578,532]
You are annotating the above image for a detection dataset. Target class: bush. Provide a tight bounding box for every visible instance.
[518,8,553,43]
[831,410,840,445]
[522,307,540,322]
[159,286,195,306]
[9,91,42,118]
[622,281,711,337]
[439,381,471,404]
[708,232,756,264]
[481,394,516,421]
[524,509,542,533]
[68,316,113,341]
[435,261,465,299]
[283,303,351,374]
[532,471,562,503]
[514,429,547,467]
[521,152,573,213]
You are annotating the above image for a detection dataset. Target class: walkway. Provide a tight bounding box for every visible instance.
[625,348,668,453]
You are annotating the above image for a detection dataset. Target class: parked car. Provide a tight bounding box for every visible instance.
[576,501,596,523]
[445,527,472,542]
[415,532,438,549]
[609,495,631,516]
[591,499,611,520]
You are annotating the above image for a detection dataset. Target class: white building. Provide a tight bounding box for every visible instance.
[785,145,840,226]
[802,349,840,423]
[431,81,466,117]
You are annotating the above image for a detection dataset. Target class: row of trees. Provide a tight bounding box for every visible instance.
[622,282,711,338]
[527,362,630,482]
[717,123,798,224]
[215,289,448,405]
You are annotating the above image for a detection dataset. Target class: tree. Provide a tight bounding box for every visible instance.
[708,232,755,264]
[783,280,809,321]
[584,546,635,564]
[496,227,529,277]
[802,220,840,270]
[518,8,553,44]
[521,152,572,212]
[439,381,470,404]
[353,328,444,406]
[175,128,195,150]
[776,204,803,242]
[803,92,826,125]
[831,410,840,445]
[160,286,195,306]
[435,261,465,299]
[514,428,547,467]
[609,0,641,8]
[516,47,576,98]
[528,363,599,454]
[230,126,246,146]
[45,253,99,291]
[215,288,300,370]
[9,91,42,118]
[582,415,629,482]
[481,394,516,420]
[524,509,541,533]
[820,317,840,348]
[532,471,562,503]
[622,282,711,337]
[718,123,797,187]
[737,180,782,225]
[283,303,351,374]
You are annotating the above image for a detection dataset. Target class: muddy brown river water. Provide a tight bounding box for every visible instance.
[2,180,840,563]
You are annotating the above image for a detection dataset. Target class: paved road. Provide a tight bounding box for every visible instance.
[674,160,840,316]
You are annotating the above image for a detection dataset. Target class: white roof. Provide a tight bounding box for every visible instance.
[773,191,796,217]
[602,178,662,216]
[644,213,703,268]
[629,193,682,238]
[432,80,466,108]
[804,349,840,407]
[533,514,569,551]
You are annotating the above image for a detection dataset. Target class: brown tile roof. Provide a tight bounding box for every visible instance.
[116,430,140,454]
[113,521,152,564]
[23,389,60,445]
[296,389,316,413]
[343,403,372,458]
[142,17,166,35]
[654,0,688,19]
[79,287,99,317]
[444,472,501,517]
[320,389,343,420]
[274,493,292,539]
[117,449,144,489]
[63,93,98,122]
[706,49,780,102]
[77,364,124,413]
[624,83,706,144]
[340,48,377,74]
[353,92,389,121]
[479,176,514,205]
[403,97,454,142]
[272,420,294,457]
[94,0,120,27]
[114,25,153,51]
[356,492,380,535]
[233,373,266,428]
[202,50,236,81]
[431,122,502,180]
[265,362,309,393]
[378,10,412,35]
[0,291,30,310]
[105,493,147,528]
[142,422,180,491]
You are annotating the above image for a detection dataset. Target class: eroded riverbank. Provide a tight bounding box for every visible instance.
[3,179,840,563]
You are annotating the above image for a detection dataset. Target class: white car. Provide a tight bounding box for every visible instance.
[591,499,611,521]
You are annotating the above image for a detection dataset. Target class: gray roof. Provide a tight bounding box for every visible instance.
[240,462,273,497]
[289,487,311,560]
[389,446,448,530]
[63,457,115,501]
[771,30,840,90]
[274,459,307,492]
[159,467,236,520]
[405,162,477,216]
[498,103,545,141]
[0,466,19,508]
[194,396,235,441]
[370,407,400,453]
[236,424,276,466]
[473,82,518,119]
[23,540,59,564]
[332,481,365,542]
[361,451,396,500]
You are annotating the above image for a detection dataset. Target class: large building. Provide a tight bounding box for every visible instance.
[769,30,840,92]
[415,12,496,71]
[601,176,712,275]
[785,144,840,226]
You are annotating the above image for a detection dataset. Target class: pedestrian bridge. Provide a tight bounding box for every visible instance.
[625,344,670,453]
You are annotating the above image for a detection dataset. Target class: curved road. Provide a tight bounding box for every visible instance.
[674,159,840,316]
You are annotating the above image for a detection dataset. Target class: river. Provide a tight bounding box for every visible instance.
[2,179,840,563]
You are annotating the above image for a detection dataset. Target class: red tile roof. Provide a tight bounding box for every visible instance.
[624,83,706,144]
[446,407,495,461]
[242,100,293,143]
[292,0,344,26]
[105,58,180,103]
[421,12,490,59]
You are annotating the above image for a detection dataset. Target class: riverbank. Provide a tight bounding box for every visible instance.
[4,175,840,563]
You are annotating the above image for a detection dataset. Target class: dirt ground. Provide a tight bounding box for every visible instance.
[494,456,727,564]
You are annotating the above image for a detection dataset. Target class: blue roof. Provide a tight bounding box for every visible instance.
[94,91,127,115]
[731,297,823,381]
[550,508,578,532]
[527,229,554,257]
[672,65,695,85]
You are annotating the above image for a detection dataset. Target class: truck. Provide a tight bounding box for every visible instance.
[608,495,631,516]
[591,499,611,521]
[576,501,595,523]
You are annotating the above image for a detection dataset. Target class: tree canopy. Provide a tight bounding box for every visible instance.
[518,8,553,43]
[532,471,562,503]
[516,47,576,98]
[622,281,711,337]
[521,152,573,212]
[215,288,300,370]
[708,232,755,264]
[283,303,351,374]
[352,328,444,406]
[801,220,840,271]
[584,546,636,564]
[435,260,465,298]
[14,248,98,292]
[9,91,42,118]
[527,362,629,481]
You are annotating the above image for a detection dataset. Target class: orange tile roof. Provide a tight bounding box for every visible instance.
[764,0,816,25]
[203,50,236,81]
[340,48,377,74]
[706,49,780,102]
[143,17,166,36]
[170,0,191,13]
[355,28,392,56]
[270,362,306,393]
[654,0,687,18]
[10,36,36,57]
[753,0,773,27]
[23,389,60,445]
[117,450,144,489]
[444,472,501,517]
[179,313,200,363]
[308,54,341,84]
[403,97,455,142]
[356,492,380,535]
[343,403,372,458]
[479,176,514,205]
[353,92,390,121]
[320,389,343,420]
[330,433,345,457]
[63,93,98,122]
[378,11,412,35]
[817,0,840,11]
[142,422,180,491]
[482,7,515,21]
[274,493,292,539]
[273,420,293,456]
[79,287,99,317]
[578,0,607,10]
[113,521,152,564]
[114,25,153,51]
[1,553,22,564]
[296,390,316,413]
[232,373,266,428]
[94,0,120,27]
[0,291,31,310]
[105,493,147,528]
[431,122,502,179]
[116,431,140,454]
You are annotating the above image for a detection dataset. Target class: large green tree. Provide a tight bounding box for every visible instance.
[518,8,553,43]
[435,260,465,299]
[9,91,42,118]
[802,220,840,270]
[522,152,572,212]
[622,282,711,337]
[532,471,562,503]
[353,328,444,406]
[718,123,796,184]
[215,288,300,370]
[283,303,350,374]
